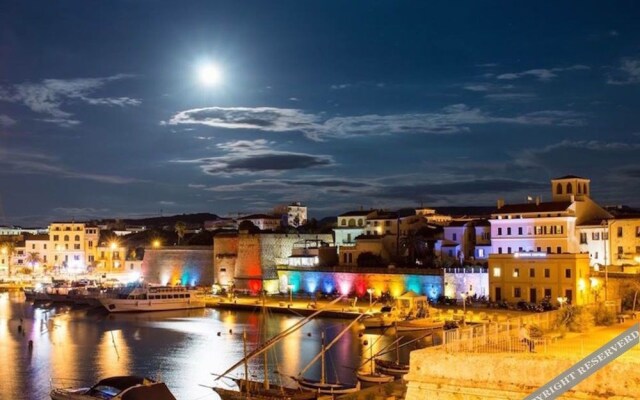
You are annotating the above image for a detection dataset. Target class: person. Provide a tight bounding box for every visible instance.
[519,323,535,352]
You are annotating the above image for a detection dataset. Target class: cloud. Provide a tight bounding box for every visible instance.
[476,63,499,67]
[497,65,590,81]
[167,107,318,132]
[53,207,110,216]
[289,97,300,101]
[206,178,373,192]
[174,139,334,176]
[0,74,140,127]
[0,114,16,127]
[330,83,352,90]
[188,184,207,189]
[166,104,585,141]
[484,93,537,101]
[607,58,640,85]
[609,30,619,37]
[0,147,139,184]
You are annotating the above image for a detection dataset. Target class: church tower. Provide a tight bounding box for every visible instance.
[551,175,590,202]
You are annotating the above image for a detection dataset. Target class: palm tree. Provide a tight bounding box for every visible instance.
[25,252,42,274]
[174,221,187,245]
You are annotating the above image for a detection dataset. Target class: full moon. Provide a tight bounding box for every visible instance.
[198,63,223,86]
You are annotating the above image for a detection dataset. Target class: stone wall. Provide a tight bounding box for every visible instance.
[213,233,238,287]
[444,271,489,300]
[405,348,640,399]
[142,246,214,286]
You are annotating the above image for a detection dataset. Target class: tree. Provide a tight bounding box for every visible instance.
[174,221,187,245]
[357,252,385,268]
[399,229,427,267]
[1,242,16,276]
[25,252,42,273]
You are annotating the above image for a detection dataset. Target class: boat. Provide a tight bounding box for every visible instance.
[292,316,364,395]
[50,376,177,400]
[373,322,409,378]
[395,318,445,332]
[356,336,394,384]
[361,306,399,329]
[98,283,205,313]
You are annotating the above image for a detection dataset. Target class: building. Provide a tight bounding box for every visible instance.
[287,202,308,227]
[488,175,611,305]
[49,222,89,273]
[237,214,281,231]
[333,210,377,250]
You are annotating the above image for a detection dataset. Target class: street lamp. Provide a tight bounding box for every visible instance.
[367,288,374,311]
[152,240,161,248]
[590,278,600,303]
[287,284,294,305]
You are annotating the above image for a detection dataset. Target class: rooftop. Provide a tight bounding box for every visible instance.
[553,175,589,180]
[493,201,573,215]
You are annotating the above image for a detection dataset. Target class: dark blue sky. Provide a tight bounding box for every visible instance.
[1,1,639,225]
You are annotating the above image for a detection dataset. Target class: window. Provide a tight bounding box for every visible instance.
[74,244,80,250]
[544,288,552,298]
[617,227,623,238]
[74,235,80,241]
[53,235,59,241]
[565,269,571,278]
[341,219,346,226]
[618,246,623,257]
[518,227,523,235]
[556,183,563,194]
[88,255,94,262]
[535,226,543,235]
[636,226,640,238]
[514,287,521,298]
[544,268,550,278]
[565,289,573,304]
[74,255,80,261]
[603,232,608,240]
[518,247,523,252]
[385,220,391,226]
[44,244,47,250]
[88,240,93,248]
[498,247,503,254]
[343,253,348,263]
[31,244,35,249]
[385,230,391,235]
[537,247,541,252]
[567,183,573,194]
[636,246,640,255]
[557,246,562,254]
[498,227,502,235]
[357,219,363,227]
[529,268,535,278]
[64,235,69,241]
[580,232,587,244]
[513,268,520,278]
[507,247,512,254]
[493,267,501,277]
[130,264,134,270]
[478,249,485,258]
[546,247,551,254]
[592,232,600,240]
[507,227,512,235]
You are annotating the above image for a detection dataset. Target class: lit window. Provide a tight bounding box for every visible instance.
[492,267,501,277]
[513,268,520,278]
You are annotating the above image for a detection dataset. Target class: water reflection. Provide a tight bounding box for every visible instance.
[0,293,431,400]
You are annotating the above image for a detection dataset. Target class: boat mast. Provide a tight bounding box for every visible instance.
[395,321,400,364]
[262,293,270,391]
[320,331,326,385]
[243,330,249,394]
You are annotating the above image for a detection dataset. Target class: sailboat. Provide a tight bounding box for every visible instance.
[212,296,344,400]
[373,322,409,378]
[355,335,394,384]
[291,319,363,396]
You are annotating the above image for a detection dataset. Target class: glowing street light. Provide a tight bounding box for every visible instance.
[367,288,375,311]
[557,296,567,308]
[152,240,161,249]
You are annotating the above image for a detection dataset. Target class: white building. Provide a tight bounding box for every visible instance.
[287,202,308,227]
[333,210,376,249]
[237,214,281,231]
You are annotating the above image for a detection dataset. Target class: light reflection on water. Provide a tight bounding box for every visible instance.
[0,293,432,399]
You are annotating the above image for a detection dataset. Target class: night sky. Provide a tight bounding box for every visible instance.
[1,1,639,226]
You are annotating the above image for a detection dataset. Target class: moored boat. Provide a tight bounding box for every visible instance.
[361,305,399,329]
[99,283,205,313]
[395,318,445,332]
[373,359,409,377]
[50,376,176,400]
[355,370,395,384]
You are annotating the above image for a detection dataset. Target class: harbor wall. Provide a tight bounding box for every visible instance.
[142,247,214,286]
[405,349,640,399]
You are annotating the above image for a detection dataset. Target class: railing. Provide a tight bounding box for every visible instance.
[438,310,563,354]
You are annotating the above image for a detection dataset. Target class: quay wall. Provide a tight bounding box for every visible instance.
[405,349,640,399]
[142,247,214,286]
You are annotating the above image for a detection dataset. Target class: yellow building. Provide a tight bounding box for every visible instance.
[489,252,592,305]
[49,222,88,272]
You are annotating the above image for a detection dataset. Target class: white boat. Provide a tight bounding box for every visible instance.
[50,376,176,400]
[395,318,444,332]
[361,306,399,329]
[99,283,205,313]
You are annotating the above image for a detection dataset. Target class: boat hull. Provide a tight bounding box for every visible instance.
[213,384,316,400]
[395,319,444,332]
[374,360,409,377]
[295,378,360,395]
[99,298,205,313]
[356,371,395,383]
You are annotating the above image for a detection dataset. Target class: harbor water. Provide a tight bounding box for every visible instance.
[0,292,433,399]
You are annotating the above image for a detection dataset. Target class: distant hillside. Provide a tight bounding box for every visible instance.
[98,213,221,228]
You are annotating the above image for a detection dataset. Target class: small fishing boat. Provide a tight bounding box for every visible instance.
[395,318,444,332]
[356,335,394,384]
[373,359,409,377]
[361,306,399,329]
[50,376,176,400]
[99,283,205,313]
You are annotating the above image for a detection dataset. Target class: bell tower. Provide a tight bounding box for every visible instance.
[551,175,590,202]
